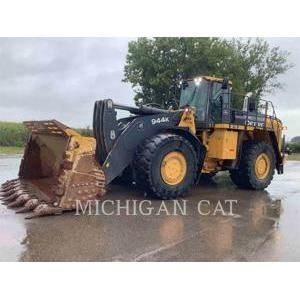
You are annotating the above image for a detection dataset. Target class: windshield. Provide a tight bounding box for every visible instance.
[179,79,209,122]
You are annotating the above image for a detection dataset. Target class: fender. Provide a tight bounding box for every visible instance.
[164,127,206,161]
[101,112,182,184]
[269,131,284,174]
[101,115,208,185]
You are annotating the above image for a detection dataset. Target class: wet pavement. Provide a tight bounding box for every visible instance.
[0,155,300,261]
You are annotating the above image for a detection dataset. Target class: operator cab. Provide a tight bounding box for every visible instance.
[179,76,231,127]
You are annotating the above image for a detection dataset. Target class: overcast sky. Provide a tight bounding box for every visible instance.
[0,37,299,138]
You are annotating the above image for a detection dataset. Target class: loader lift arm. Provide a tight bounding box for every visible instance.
[93,99,205,185]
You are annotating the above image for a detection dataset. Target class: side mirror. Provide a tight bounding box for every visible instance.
[137,98,143,106]
[222,77,229,89]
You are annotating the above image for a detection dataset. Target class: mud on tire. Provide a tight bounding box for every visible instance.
[229,141,276,190]
[133,133,198,199]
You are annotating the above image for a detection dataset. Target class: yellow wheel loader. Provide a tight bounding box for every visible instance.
[0,76,285,218]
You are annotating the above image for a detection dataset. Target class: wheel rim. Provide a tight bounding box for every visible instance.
[255,153,270,179]
[160,151,187,185]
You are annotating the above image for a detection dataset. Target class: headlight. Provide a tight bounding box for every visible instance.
[194,77,202,85]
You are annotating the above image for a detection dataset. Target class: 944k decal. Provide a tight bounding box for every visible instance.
[151,117,169,125]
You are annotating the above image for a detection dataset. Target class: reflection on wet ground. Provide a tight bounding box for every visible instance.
[0,155,299,261]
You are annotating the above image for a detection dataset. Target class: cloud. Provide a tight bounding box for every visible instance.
[267,38,300,138]
[0,37,135,127]
[0,37,299,137]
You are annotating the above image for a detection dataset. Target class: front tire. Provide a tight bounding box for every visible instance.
[133,133,198,199]
[230,141,275,190]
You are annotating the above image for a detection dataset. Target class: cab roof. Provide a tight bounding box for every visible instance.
[185,76,232,85]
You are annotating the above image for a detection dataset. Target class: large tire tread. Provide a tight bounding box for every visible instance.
[230,141,275,190]
[133,133,198,199]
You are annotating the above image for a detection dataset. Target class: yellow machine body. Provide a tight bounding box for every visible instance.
[206,129,238,160]
[177,107,284,176]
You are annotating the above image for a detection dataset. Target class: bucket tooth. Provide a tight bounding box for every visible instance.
[0,182,21,192]
[7,194,32,208]
[0,184,25,196]
[1,178,19,188]
[1,189,28,203]
[25,204,64,219]
[1,193,17,203]
[1,182,21,191]
[16,199,40,214]
[0,183,21,192]
[0,190,14,197]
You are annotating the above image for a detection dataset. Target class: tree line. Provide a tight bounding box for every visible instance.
[1,121,299,153]
[0,122,93,147]
[123,37,293,106]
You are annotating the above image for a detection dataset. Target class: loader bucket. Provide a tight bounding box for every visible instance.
[0,120,106,218]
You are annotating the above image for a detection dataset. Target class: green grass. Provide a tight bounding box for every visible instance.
[0,121,28,147]
[0,121,93,147]
[288,153,300,161]
[0,146,24,155]
[0,121,92,155]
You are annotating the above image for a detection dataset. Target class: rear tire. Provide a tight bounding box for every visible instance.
[230,141,275,190]
[133,133,198,199]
